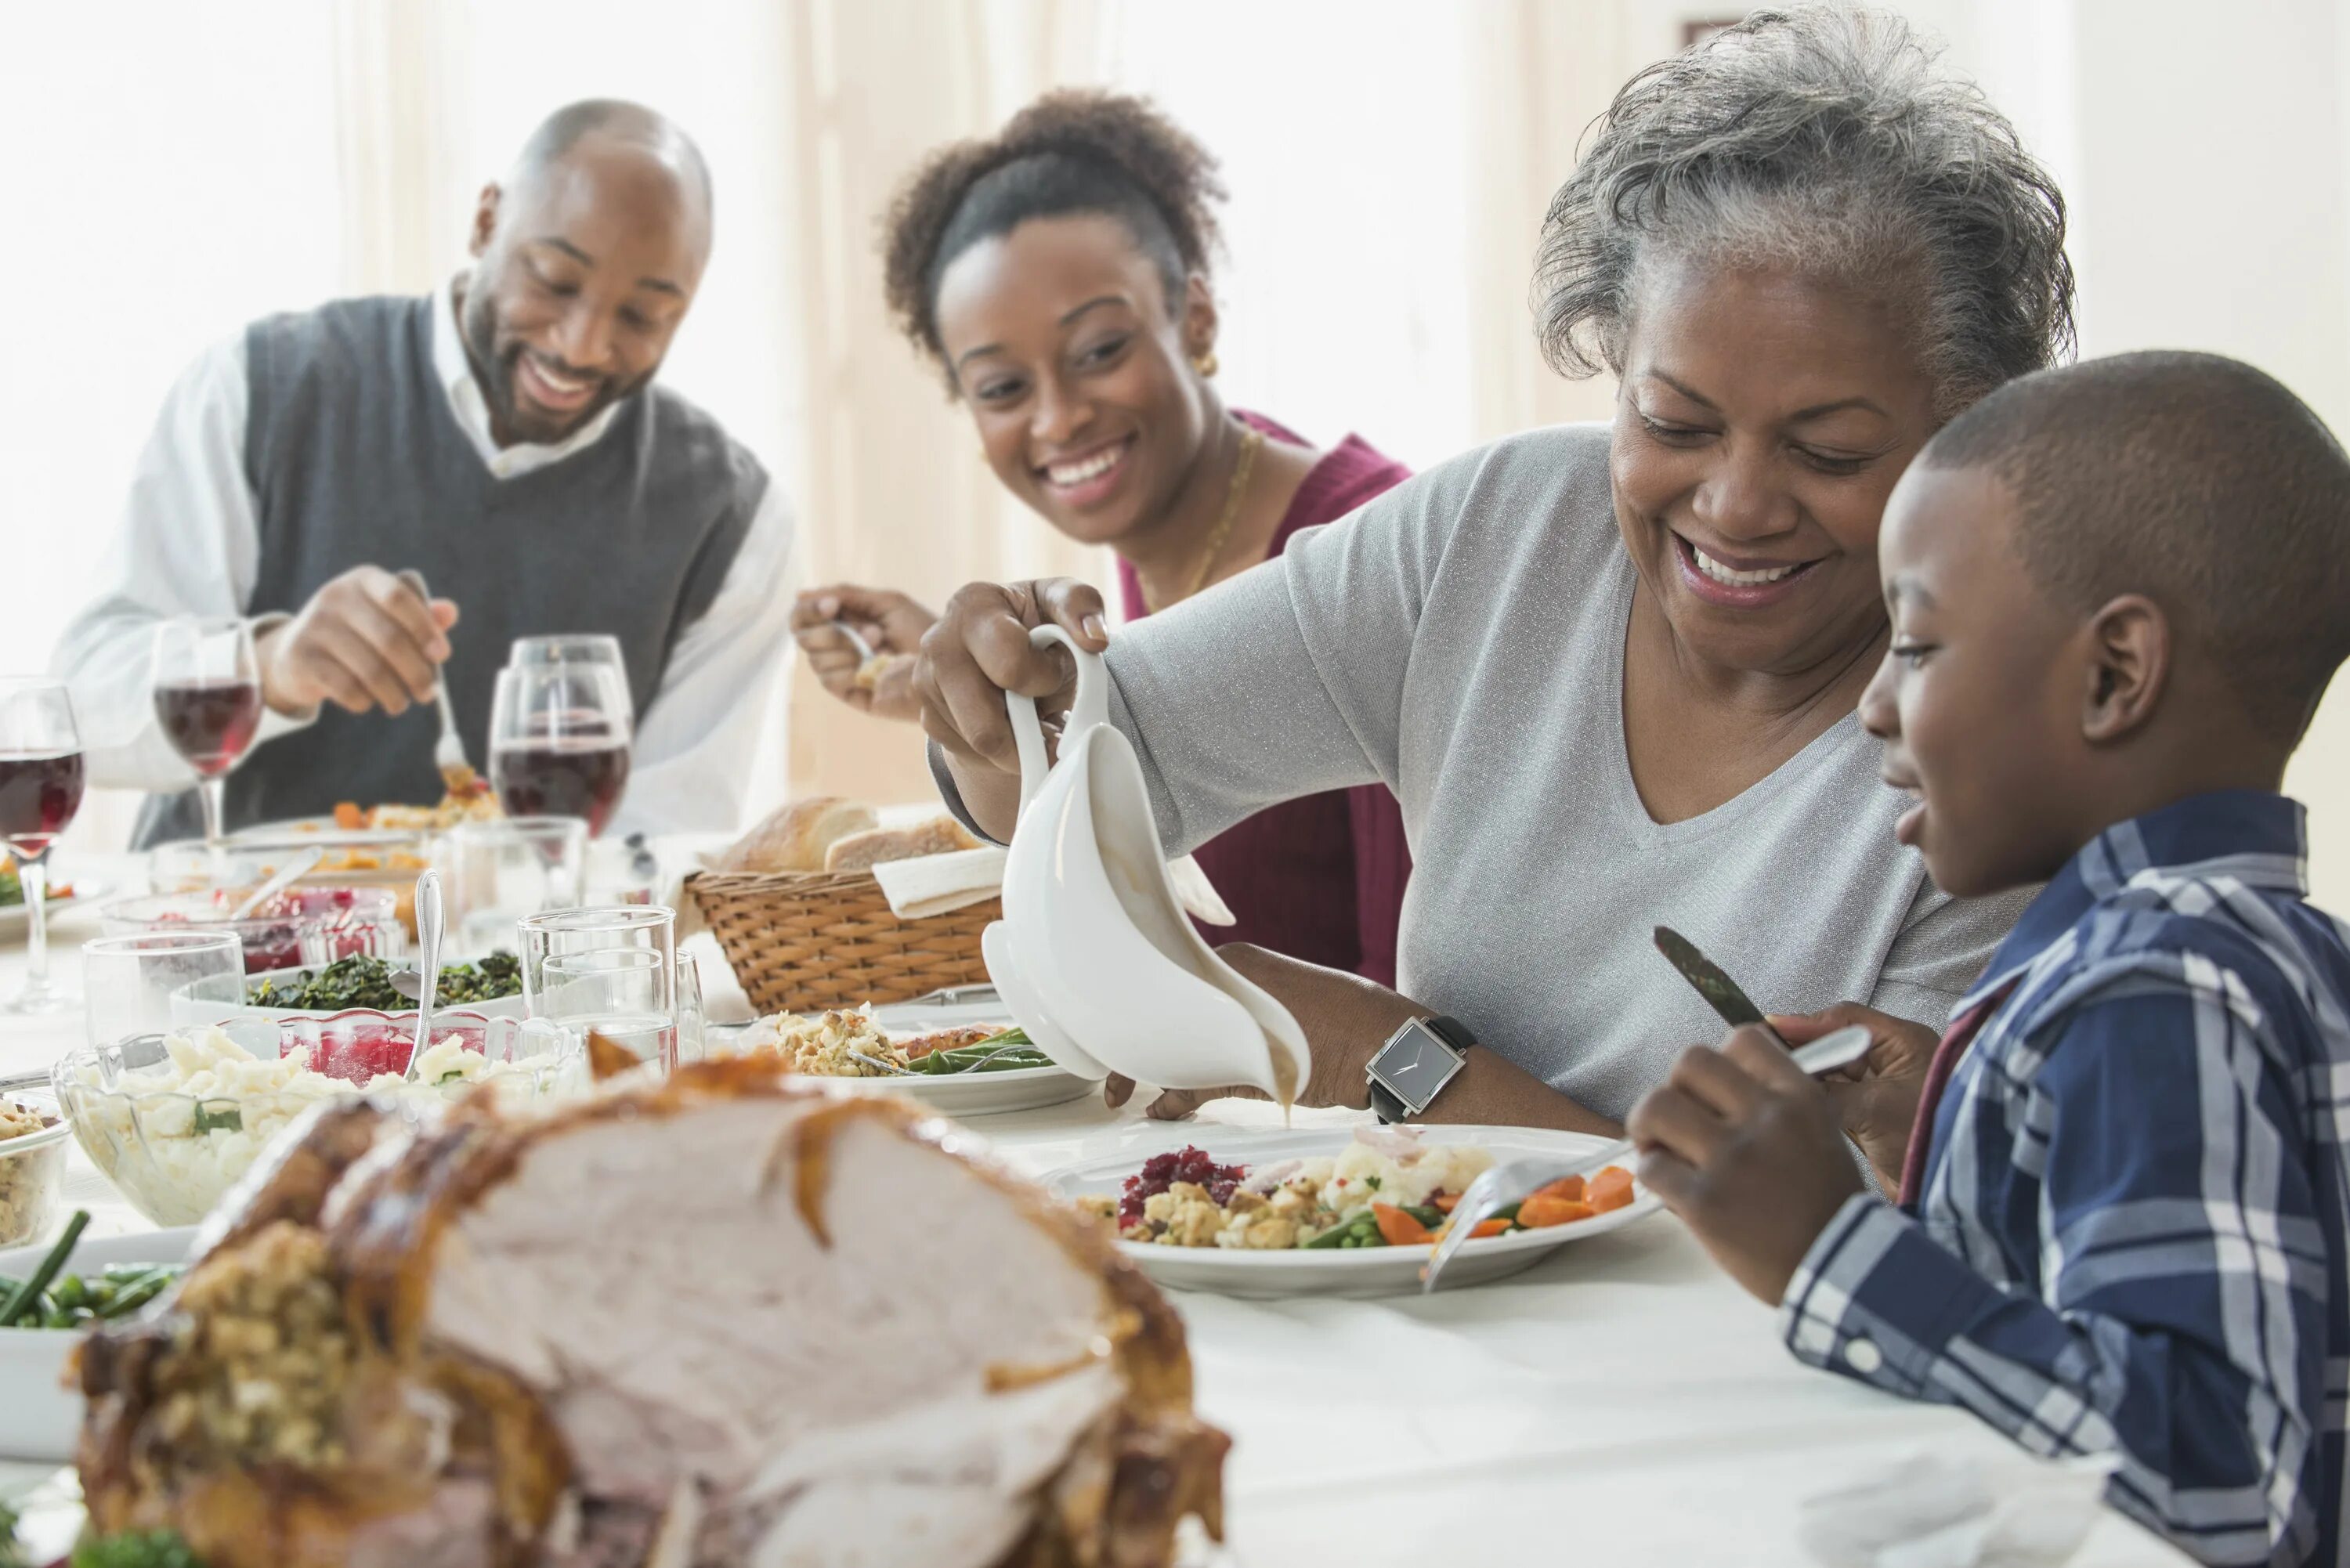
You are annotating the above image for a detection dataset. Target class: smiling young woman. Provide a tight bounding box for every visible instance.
[910,12,2079,1134]
[790,92,1415,985]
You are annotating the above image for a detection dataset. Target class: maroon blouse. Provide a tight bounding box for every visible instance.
[1115,412,1414,985]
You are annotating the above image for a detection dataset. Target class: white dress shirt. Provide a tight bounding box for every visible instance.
[51,281,795,837]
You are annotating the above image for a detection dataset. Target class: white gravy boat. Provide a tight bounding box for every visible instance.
[985,625,1311,1100]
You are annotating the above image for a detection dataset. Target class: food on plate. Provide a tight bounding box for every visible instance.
[714,795,878,873]
[74,1060,1229,1567]
[57,1024,579,1227]
[245,952,521,1012]
[0,1210,185,1331]
[822,814,984,872]
[1079,1126,1637,1251]
[0,853,74,906]
[330,780,499,833]
[0,1096,69,1249]
[723,1010,1051,1077]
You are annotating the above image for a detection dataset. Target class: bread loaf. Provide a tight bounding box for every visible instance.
[716,797,879,874]
[822,815,983,872]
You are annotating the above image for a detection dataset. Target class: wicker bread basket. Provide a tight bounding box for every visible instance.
[687,869,996,1014]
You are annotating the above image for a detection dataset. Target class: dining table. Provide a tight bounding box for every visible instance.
[0,847,2195,1567]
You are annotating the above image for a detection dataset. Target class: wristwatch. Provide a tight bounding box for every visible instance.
[1365,1013,1475,1124]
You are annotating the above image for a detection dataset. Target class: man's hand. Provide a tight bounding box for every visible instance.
[790,585,937,722]
[257,566,457,717]
[1626,1026,1866,1304]
[1104,943,1423,1120]
[1771,1003,1938,1196]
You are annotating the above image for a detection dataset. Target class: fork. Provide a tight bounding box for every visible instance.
[1419,1022,1876,1292]
[398,569,474,795]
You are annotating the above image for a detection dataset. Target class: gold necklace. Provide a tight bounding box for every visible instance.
[1142,426,1263,614]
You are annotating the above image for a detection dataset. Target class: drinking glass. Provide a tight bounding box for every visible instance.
[519,905,676,1068]
[488,663,634,836]
[0,680,88,1014]
[81,930,246,1047]
[150,617,262,848]
[442,816,589,955]
[508,634,634,724]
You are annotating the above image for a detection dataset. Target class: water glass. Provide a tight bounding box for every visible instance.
[81,930,246,1047]
[519,905,677,1067]
[442,816,589,955]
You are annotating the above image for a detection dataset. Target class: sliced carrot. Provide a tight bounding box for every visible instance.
[1372,1201,1434,1247]
[1517,1194,1598,1230]
[1530,1174,1585,1205]
[1430,1193,1460,1214]
[332,801,365,829]
[1588,1166,1636,1213]
[1467,1217,1512,1238]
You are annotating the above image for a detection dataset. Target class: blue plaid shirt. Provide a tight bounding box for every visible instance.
[1783,791,2350,1567]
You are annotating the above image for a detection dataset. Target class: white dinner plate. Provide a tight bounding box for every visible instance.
[0,877,111,934]
[797,1060,1096,1118]
[0,1226,198,1461]
[1041,1125,1661,1299]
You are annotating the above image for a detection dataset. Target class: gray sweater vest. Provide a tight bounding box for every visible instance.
[134,295,767,847]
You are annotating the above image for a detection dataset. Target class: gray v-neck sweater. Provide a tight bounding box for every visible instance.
[945,422,2029,1121]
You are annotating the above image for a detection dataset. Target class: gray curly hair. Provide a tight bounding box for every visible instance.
[1535,8,2075,419]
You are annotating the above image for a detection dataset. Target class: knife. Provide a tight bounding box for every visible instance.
[1653,926,1784,1045]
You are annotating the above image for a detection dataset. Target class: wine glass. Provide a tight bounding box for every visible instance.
[150,617,262,849]
[508,634,634,722]
[0,680,87,1014]
[488,663,634,836]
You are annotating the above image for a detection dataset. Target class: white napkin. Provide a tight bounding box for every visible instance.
[870,847,1235,925]
[1799,1450,2120,1568]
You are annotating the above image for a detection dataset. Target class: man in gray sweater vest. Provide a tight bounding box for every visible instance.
[53,99,793,847]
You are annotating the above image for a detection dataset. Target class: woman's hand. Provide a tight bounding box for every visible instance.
[790,585,937,723]
[1104,944,1420,1120]
[914,578,1109,839]
[1769,1003,1939,1196]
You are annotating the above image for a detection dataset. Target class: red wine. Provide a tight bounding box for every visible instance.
[491,741,631,835]
[154,679,262,777]
[0,751,85,853]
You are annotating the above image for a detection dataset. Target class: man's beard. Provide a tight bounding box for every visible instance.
[458,291,644,445]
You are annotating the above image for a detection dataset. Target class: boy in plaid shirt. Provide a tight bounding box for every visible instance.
[1628,352,2350,1566]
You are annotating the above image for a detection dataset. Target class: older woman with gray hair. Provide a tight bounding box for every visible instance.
[913,9,2075,1159]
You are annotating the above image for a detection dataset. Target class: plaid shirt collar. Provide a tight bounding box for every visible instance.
[1958,788,2310,1014]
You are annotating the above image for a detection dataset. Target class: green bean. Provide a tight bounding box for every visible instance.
[0,1210,89,1327]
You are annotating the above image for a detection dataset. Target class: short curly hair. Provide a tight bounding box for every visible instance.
[880,90,1227,377]
[1535,8,2075,420]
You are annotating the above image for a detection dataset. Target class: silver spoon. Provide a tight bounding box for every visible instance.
[402,869,443,1083]
[846,1049,914,1077]
[226,846,327,920]
[1420,1023,1877,1292]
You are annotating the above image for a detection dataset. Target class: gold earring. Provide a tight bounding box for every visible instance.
[1192,350,1219,378]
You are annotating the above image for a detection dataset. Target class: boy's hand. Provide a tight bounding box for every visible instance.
[1769,1003,1939,1195]
[1627,1025,1866,1303]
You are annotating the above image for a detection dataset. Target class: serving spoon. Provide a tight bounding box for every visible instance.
[401,869,444,1083]
[225,846,327,920]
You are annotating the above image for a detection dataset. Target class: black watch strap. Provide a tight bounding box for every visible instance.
[1368,1079,1411,1124]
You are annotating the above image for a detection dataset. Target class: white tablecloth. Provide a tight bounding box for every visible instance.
[0,852,2193,1567]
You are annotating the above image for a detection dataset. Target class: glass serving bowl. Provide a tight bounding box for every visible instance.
[52,1011,586,1227]
[0,1088,70,1248]
[98,887,403,974]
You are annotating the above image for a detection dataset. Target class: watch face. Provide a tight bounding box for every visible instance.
[1372,1025,1457,1110]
